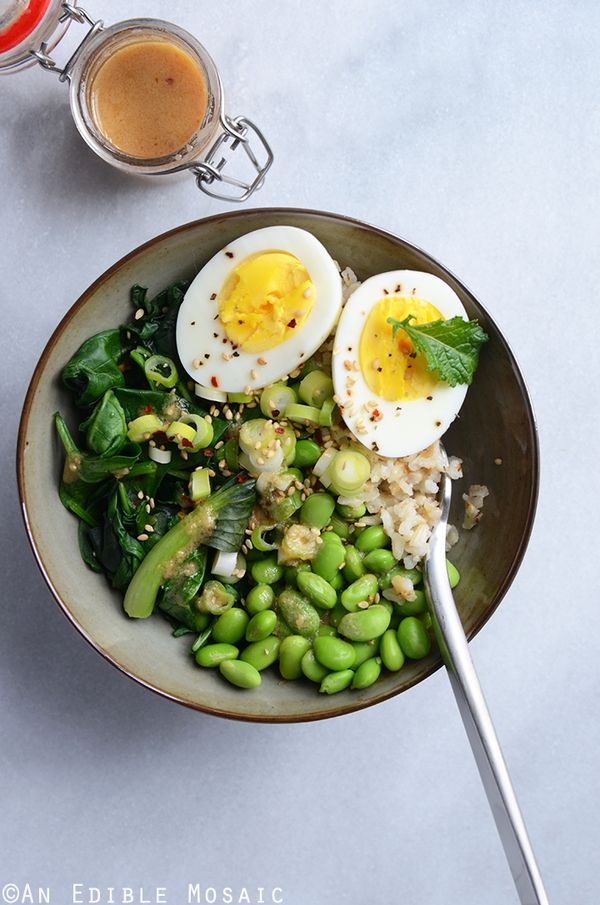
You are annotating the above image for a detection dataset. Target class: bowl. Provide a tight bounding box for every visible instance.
[16,208,539,722]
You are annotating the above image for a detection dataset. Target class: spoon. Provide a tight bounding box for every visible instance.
[423,446,549,905]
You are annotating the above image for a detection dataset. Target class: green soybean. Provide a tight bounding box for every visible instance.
[246,609,278,642]
[273,616,294,638]
[352,657,382,689]
[320,530,344,545]
[338,605,391,642]
[219,659,261,689]
[240,635,281,671]
[301,649,330,683]
[447,559,460,588]
[397,617,431,659]
[379,565,422,591]
[250,555,284,585]
[341,573,379,612]
[293,439,321,469]
[330,571,344,592]
[300,492,336,529]
[342,545,365,583]
[336,502,366,520]
[297,571,337,609]
[319,669,354,694]
[355,524,390,553]
[363,548,397,574]
[277,588,320,637]
[283,562,311,589]
[286,467,303,482]
[380,629,405,672]
[328,513,350,539]
[195,643,239,668]
[329,601,347,628]
[317,624,338,637]
[351,639,380,667]
[395,588,427,616]
[212,608,249,644]
[313,635,356,671]
[245,583,275,615]
[279,635,311,680]
[312,539,345,583]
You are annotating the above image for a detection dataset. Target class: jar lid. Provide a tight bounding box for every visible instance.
[0,0,72,71]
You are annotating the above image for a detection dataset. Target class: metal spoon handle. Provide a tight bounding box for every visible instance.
[425,481,549,905]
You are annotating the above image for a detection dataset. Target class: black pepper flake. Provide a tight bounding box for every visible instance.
[222,338,228,344]
[287,318,297,328]
[204,353,210,359]
[233,351,240,357]
[190,321,196,326]
[213,332,218,338]
[213,314,219,321]
[426,396,433,401]
[238,320,244,325]
[377,367,383,373]
[210,293,217,300]
[395,284,401,292]
[410,352,417,359]
[225,251,234,259]
[347,346,352,352]
[383,288,389,295]
[372,442,379,451]
[435,420,441,427]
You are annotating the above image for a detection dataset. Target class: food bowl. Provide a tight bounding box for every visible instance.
[16,209,539,722]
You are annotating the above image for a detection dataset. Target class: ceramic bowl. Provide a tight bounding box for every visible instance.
[16,209,539,721]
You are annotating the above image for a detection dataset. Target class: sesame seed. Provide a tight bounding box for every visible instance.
[137,491,144,500]
[192,358,201,368]
[494,457,503,465]
[134,308,144,320]
[137,533,149,541]
[257,357,267,366]
[144,524,154,533]
[250,369,257,380]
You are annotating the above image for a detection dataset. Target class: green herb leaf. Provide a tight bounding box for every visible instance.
[387,315,489,386]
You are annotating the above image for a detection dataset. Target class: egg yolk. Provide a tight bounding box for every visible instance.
[359,296,443,401]
[217,251,315,354]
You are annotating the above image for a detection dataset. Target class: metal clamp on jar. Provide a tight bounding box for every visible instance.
[0,0,274,201]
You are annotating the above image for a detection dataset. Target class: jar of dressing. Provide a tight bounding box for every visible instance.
[0,1,273,201]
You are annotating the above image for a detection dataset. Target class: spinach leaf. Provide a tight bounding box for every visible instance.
[55,412,141,485]
[159,547,208,630]
[79,389,127,456]
[78,521,104,573]
[62,330,124,406]
[124,282,188,359]
[89,486,145,590]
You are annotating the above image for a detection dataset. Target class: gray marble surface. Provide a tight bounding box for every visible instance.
[1,1,598,903]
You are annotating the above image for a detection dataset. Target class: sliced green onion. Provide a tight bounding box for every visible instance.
[228,392,254,403]
[223,438,239,470]
[165,420,196,446]
[251,526,278,552]
[212,551,246,583]
[149,446,172,464]
[277,424,297,465]
[319,398,337,427]
[286,403,321,426]
[329,449,371,495]
[260,383,297,418]
[127,414,164,443]
[181,413,214,450]
[189,467,211,502]
[312,447,337,477]
[130,347,151,373]
[239,418,276,455]
[195,383,227,403]
[144,354,178,388]
[299,370,334,407]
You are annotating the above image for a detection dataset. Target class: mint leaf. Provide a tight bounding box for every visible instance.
[387,315,488,386]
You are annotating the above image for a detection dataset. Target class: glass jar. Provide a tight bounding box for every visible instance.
[0,2,273,201]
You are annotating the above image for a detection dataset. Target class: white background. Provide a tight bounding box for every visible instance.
[1,2,598,903]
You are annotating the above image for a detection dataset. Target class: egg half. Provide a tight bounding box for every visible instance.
[332,270,469,457]
[176,226,342,393]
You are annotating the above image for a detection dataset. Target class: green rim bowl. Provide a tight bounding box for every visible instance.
[16,208,539,722]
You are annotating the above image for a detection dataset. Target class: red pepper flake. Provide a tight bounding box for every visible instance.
[181,438,193,448]
[236,473,247,483]
[373,408,381,418]
[154,431,168,444]
[143,405,153,414]
[275,427,284,434]
[202,448,214,457]
[287,318,297,328]
[211,376,219,388]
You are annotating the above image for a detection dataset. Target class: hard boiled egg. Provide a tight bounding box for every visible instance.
[176,226,342,393]
[332,270,469,458]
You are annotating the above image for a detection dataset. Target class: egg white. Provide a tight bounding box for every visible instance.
[176,226,342,393]
[332,270,469,458]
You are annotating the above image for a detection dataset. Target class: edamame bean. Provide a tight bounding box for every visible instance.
[380,629,405,672]
[317,624,338,637]
[219,659,261,689]
[363,548,397,574]
[341,573,379,612]
[328,513,350,540]
[447,559,460,589]
[351,639,380,667]
[397,616,431,659]
[283,562,311,589]
[355,525,390,553]
[342,545,365,583]
[246,609,278,642]
[312,539,345,583]
[293,439,321,469]
[379,565,422,591]
[195,643,239,668]
[212,608,249,644]
[279,636,311,680]
[328,601,347,628]
[336,502,366,520]
[396,588,427,617]
[240,635,281,671]
[297,571,337,609]
[319,669,354,694]
[277,589,320,637]
[273,616,293,638]
[352,657,382,689]
[330,571,344,592]
[313,636,356,671]
[301,649,329,683]
[286,467,303,482]
[245,584,275,615]
[338,605,391,642]
[300,492,336,529]
[321,530,344,545]
[251,555,284,585]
